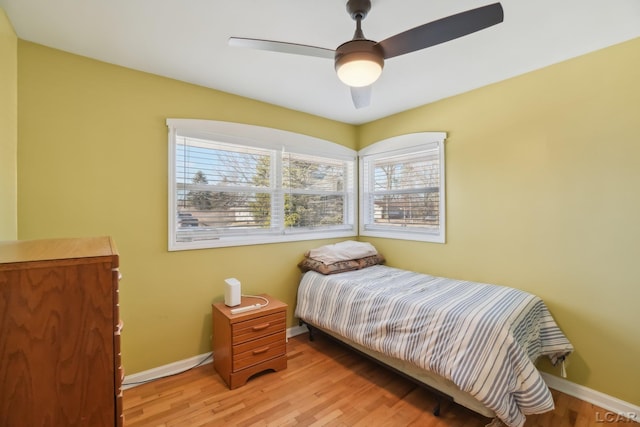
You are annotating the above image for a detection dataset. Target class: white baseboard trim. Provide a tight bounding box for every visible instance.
[121,352,213,390]
[122,325,310,390]
[541,372,639,422]
[286,323,308,338]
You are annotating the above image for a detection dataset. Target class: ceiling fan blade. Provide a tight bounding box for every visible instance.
[228,37,335,59]
[378,2,504,59]
[350,86,372,109]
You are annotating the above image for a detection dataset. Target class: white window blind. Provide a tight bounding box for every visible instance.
[168,119,357,250]
[283,152,354,233]
[359,132,446,243]
[175,137,277,238]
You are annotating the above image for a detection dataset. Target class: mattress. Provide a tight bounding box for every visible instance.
[295,265,573,427]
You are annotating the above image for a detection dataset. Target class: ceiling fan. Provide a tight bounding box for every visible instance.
[229,0,504,109]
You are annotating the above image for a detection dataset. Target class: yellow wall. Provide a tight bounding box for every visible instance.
[0,8,17,240]
[358,37,640,405]
[17,41,355,373]
[13,22,640,406]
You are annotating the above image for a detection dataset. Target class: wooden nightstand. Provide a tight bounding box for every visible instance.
[212,294,287,389]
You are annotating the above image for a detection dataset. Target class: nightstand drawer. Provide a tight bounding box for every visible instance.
[232,311,286,344]
[233,331,286,370]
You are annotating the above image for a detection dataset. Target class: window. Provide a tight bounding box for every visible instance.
[359,132,446,243]
[167,119,356,250]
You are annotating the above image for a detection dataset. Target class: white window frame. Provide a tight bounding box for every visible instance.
[167,119,357,251]
[359,132,447,243]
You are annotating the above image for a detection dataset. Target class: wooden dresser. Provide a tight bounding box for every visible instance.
[212,294,287,389]
[0,237,123,427]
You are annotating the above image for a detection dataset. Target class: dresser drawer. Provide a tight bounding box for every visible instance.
[233,331,286,370]
[232,311,286,344]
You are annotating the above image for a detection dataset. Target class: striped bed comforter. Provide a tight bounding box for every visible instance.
[295,265,573,427]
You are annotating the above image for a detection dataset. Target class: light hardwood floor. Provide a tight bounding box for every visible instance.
[123,334,636,426]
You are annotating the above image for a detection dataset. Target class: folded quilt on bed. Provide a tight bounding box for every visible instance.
[295,265,573,427]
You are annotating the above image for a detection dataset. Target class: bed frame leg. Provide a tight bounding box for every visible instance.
[433,398,441,416]
[299,320,315,341]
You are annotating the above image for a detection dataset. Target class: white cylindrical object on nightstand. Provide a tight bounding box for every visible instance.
[224,278,241,307]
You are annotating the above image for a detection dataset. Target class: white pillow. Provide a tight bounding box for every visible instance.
[307,240,378,264]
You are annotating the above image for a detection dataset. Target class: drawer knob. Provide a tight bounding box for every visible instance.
[252,346,270,355]
[252,323,270,331]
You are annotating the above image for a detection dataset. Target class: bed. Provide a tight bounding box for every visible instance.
[294,243,573,427]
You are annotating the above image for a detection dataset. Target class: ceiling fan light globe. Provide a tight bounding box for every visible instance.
[337,59,382,87]
[335,39,384,87]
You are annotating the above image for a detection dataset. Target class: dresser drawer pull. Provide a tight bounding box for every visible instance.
[252,346,270,355]
[116,320,124,334]
[252,323,271,331]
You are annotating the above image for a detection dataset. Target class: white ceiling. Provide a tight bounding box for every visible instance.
[2,0,640,124]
